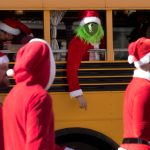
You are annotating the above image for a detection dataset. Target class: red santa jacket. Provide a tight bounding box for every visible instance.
[120,69,150,150]
[2,39,56,150]
[67,36,103,98]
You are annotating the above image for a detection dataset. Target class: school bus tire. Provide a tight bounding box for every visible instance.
[55,127,119,150]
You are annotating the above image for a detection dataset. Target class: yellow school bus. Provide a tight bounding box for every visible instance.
[0,0,150,149]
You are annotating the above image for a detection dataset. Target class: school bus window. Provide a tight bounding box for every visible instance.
[51,10,106,61]
[113,10,132,60]
[113,10,150,60]
[21,11,44,39]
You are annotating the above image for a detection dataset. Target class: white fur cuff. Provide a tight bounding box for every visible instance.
[70,89,83,98]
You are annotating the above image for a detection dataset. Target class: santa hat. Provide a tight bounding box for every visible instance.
[0,18,33,36]
[128,37,150,68]
[79,10,101,26]
[7,38,55,90]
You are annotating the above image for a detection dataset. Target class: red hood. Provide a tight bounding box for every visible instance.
[13,38,56,90]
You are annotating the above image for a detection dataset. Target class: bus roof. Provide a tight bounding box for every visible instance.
[0,0,150,10]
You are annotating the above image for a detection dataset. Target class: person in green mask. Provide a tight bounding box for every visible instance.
[67,10,105,109]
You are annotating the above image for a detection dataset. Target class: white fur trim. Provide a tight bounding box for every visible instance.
[6,69,14,77]
[80,17,101,26]
[133,68,150,81]
[64,147,75,150]
[134,61,142,68]
[0,55,9,64]
[140,52,150,64]
[29,38,56,90]
[118,147,126,150]
[132,52,150,68]
[70,89,83,98]
[0,21,20,35]
[128,55,134,64]
[91,43,100,48]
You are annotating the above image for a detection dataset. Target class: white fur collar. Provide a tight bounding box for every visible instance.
[133,68,150,81]
[91,43,99,48]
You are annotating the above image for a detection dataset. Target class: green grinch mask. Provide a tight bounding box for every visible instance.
[84,22,99,36]
[75,23,104,44]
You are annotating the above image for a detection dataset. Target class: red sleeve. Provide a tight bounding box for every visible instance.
[67,38,83,92]
[26,94,55,150]
[133,87,150,140]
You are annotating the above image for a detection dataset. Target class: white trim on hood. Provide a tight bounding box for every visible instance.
[29,38,56,90]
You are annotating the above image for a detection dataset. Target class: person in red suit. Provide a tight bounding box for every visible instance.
[67,10,105,109]
[3,38,74,150]
[0,52,9,150]
[0,18,34,61]
[118,37,150,150]
[0,18,33,48]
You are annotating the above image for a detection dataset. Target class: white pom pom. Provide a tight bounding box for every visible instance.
[128,55,134,64]
[6,69,14,77]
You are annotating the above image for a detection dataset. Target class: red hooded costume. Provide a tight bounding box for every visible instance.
[2,39,56,150]
[2,38,74,150]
